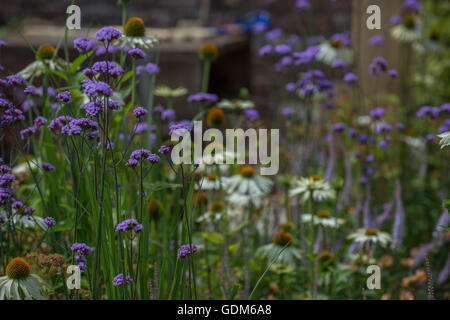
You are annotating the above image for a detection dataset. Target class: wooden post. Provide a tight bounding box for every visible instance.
[351,0,403,97]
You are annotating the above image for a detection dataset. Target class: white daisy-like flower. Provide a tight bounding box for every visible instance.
[347,228,392,248]
[289,175,336,203]
[118,35,158,49]
[391,16,423,43]
[256,231,301,274]
[154,85,188,99]
[12,214,46,230]
[225,166,273,208]
[18,59,67,80]
[301,210,345,228]
[217,99,255,111]
[0,257,44,300]
[316,39,353,66]
[197,173,229,191]
[438,131,450,149]
[116,17,158,49]
[196,200,226,223]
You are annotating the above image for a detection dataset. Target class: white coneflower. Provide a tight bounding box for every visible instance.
[0,257,44,300]
[18,45,66,80]
[117,17,158,49]
[218,99,255,111]
[197,173,229,191]
[289,174,336,203]
[256,231,301,274]
[438,131,450,149]
[316,36,353,66]
[391,15,423,43]
[301,210,345,228]
[347,228,392,247]
[154,85,188,99]
[226,166,273,208]
[196,200,226,223]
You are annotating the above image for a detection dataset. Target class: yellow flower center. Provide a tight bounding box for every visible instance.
[124,17,146,37]
[36,44,55,60]
[240,166,255,178]
[206,107,225,128]
[316,211,331,219]
[147,199,164,220]
[308,174,323,181]
[429,30,440,41]
[193,191,209,206]
[318,250,334,265]
[280,222,293,232]
[207,174,217,181]
[210,200,225,212]
[273,232,293,247]
[403,15,416,29]
[199,43,219,61]
[329,39,343,48]
[6,257,31,279]
[365,228,378,236]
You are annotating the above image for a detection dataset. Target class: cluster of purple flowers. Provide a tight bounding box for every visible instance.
[126,149,160,167]
[43,217,56,228]
[0,94,26,127]
[169,120,191,136]
[91,61,124,78]
[71,242,92,272]
[158,145,171,155]
[416,103,450,135]
[82,79,114,98]
[0,165,15,205]
[57,91,72,103]
[154,106,176,121]
[369,56,390,77]
[74,36,95,53]
[245,109,260,122]
[289,69,334,97]
[115,219,143,233]
[128,48,146,60]
[19,116,47,140]
[133,106,148,118]
[187,92,218,104]
[177,244,198,259]
[136,62,160,76]
[403,0,423,13]
[61,118,99,136]
[113,273,133,287]
[95,26,122,43]
[41,162,55,172]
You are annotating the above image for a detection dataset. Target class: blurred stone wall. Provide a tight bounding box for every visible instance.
[0,0,351,35]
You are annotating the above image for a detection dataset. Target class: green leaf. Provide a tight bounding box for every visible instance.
[70,51,92,74]
[201,232,223,244]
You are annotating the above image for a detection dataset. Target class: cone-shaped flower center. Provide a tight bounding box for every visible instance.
[147,199,164,220]
[240,166,255,178]
[6,257,31,279]
[211,200,225,212]
[124,17,146,37]
[207,174,217,181]
[316,210,331,219]
[206,107,225,128]
[365,228,378,236]
[199,43,219,61]
[273,232,293,246]
[36,44,55,60]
